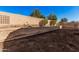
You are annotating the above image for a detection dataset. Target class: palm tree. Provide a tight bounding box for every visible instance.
[30,9,45,19]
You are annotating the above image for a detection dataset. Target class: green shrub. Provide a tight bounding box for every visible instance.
[50,20,56,26]
[39,19,48,27]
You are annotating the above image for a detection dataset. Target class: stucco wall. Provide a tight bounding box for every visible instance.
[0,12,50,27]
[62,22,79,29]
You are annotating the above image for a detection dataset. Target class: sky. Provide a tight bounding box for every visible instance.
[0,6,79,21]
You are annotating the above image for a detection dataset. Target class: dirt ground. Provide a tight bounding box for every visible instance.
[4,28,79,52]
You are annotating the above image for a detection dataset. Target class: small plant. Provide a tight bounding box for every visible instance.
[50,20,56,26]
[39,19,48,27]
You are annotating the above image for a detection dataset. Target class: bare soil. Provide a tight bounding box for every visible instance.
[3,28,79,52]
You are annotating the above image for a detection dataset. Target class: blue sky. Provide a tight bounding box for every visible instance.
[0,6,79,21]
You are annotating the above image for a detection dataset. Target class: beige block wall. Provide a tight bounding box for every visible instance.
[0,12,50,27]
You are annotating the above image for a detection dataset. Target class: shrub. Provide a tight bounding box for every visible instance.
[39,19,48,27]
[50,20,56,26]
